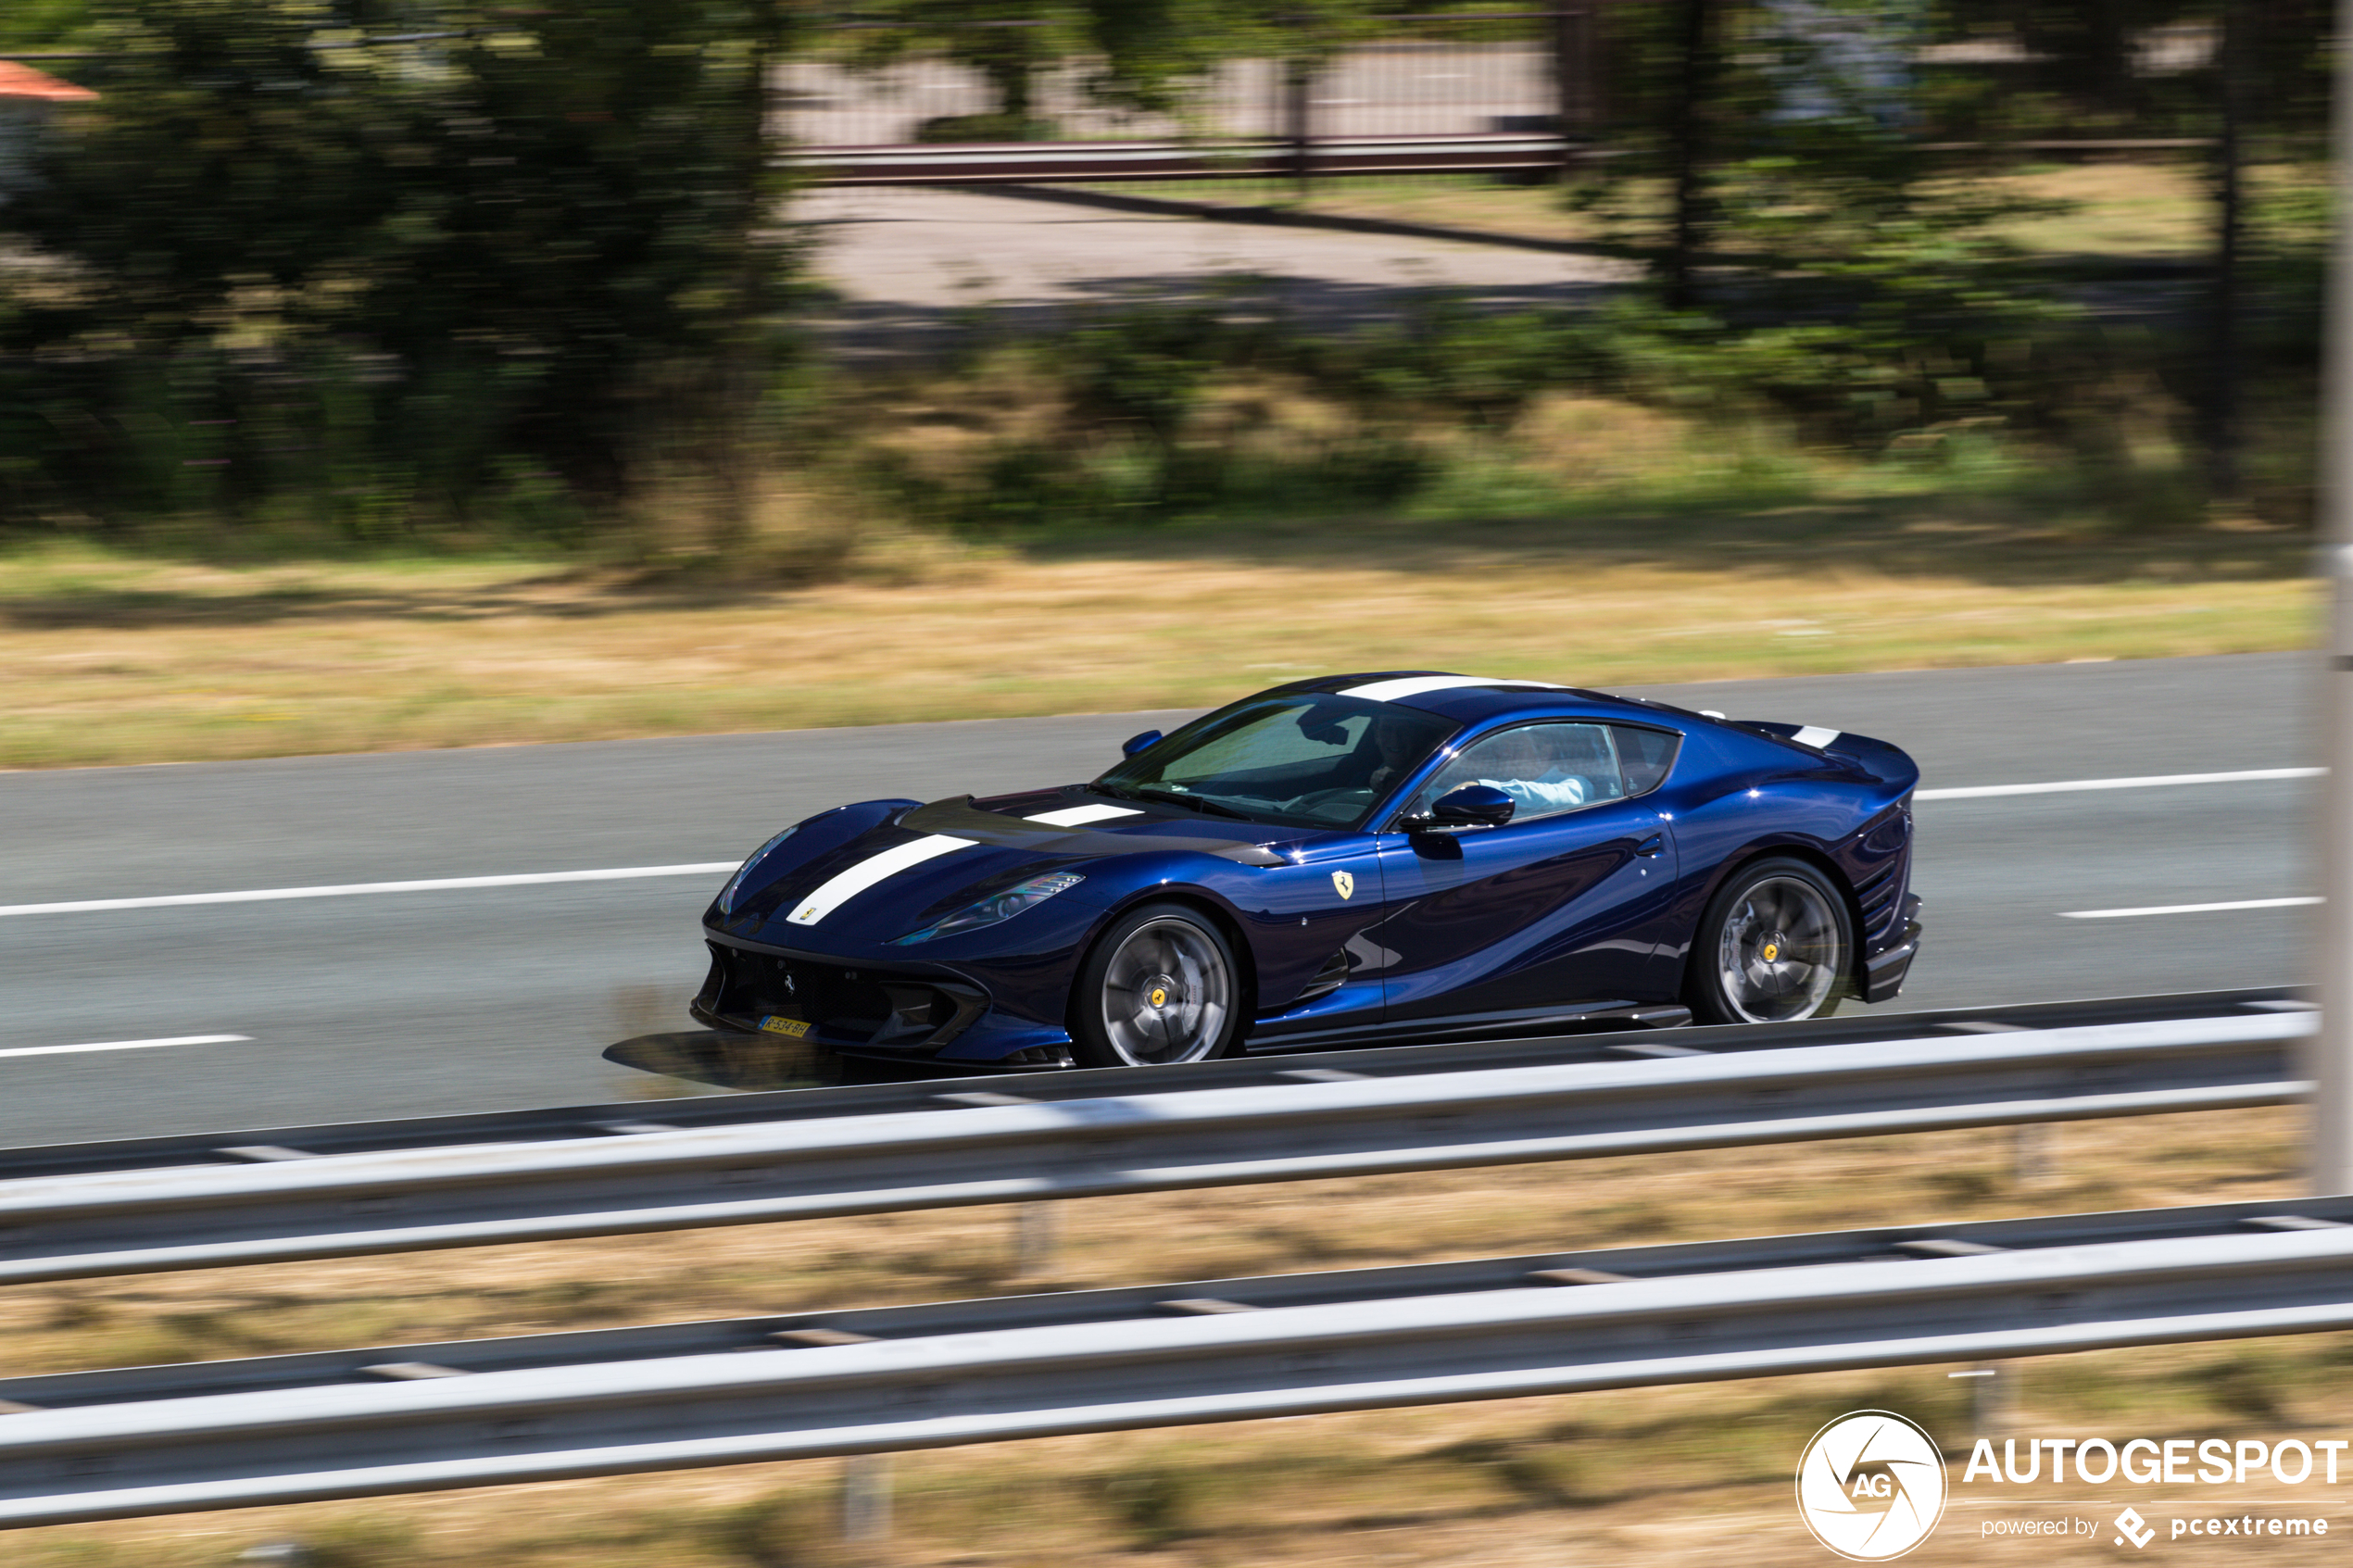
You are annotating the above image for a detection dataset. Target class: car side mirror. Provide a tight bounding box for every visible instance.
[1430,783,1515,829]
[1121,730,1163,759]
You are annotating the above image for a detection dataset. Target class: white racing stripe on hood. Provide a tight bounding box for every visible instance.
[785,835,976,926]
[1792,725,1842,749]
[1338,674,1567,703]
[1024,804,1143,827]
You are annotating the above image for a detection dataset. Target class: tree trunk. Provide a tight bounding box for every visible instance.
[1664,0,1713,309]
[2087,0,2131,115]
[983,36,1038,132]
[2208,0,2245,499]
[1285,56,1313,199]
[1552,3,1599,179]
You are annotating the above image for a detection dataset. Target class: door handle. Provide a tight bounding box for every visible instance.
[1634,834,1665,858]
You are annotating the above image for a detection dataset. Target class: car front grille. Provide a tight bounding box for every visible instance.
[699,942,980,1049]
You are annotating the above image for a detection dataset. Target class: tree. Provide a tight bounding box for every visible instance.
[839,0,1087,142]
[834,0,1403,143]
[1663,0,1715,307]
[6,0,799,529]
[0,0,94,51]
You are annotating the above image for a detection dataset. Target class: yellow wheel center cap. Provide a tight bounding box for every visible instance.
[1149,986,1168,1008]
[1761,942,1780,963]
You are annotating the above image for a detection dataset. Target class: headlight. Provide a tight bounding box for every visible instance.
[716,826,800,915]
[893,872,1086,945]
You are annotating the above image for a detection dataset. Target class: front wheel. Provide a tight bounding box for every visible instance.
[1071,902,1242,1068]
[1686,857,1854,1025]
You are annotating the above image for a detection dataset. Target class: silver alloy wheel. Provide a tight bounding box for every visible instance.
[1098,916,1233,1066]
[1714,874,1843,1022]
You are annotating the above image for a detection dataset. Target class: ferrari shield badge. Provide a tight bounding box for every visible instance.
[1331,870,1355,900]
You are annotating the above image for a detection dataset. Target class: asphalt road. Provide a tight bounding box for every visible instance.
[0,652,2318,1147]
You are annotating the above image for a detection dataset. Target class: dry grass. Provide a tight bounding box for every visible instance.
[0,494,2312,771]
[1963,160,2331,259]
[6,1104,2341,1567]
[1181,159,2321,263]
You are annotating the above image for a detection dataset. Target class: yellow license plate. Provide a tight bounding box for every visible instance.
[758,1015,812,1039]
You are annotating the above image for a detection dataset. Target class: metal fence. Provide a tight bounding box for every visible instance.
[783,10,1600,183]
[785,15,1577,144]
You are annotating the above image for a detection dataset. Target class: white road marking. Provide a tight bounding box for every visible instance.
[0,1034,248,1060]
[784,835,975,926]
[1919,767,2321,800]
[0,864,740,920]
[1338,674,1567,702]
[1024,805,1143,827]
[2062,897,2322,920]
[0,762,2322,924]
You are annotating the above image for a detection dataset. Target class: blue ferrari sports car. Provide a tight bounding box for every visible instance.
[691,672,1921,1069]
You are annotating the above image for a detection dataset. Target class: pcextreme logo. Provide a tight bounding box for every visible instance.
[1796,1411,1951,1561]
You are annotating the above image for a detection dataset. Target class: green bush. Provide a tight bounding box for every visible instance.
[914,112,1059,143]
[1,0,797,541]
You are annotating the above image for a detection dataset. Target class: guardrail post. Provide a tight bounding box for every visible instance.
[1016,1200,1059,1277]
[2011,1123,2053,1187]
[840,1453,892,1543]
[1953,1363,2010,1441]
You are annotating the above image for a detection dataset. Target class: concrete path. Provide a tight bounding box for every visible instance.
[800,185,1635,356]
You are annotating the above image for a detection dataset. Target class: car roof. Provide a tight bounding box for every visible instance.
[1290,671,1692,729]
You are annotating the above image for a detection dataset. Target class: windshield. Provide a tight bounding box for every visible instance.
[1093,693,1459,831]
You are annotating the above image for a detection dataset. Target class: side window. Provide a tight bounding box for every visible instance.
[1408,722,1622,823]
[1612,725,1681,797]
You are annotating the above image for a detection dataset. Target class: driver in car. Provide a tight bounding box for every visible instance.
[1279,709,1438,822]
[1428,727,1591,822]
[1363,709,1430,797]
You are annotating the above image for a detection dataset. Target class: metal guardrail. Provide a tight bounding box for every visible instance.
[0,999,2309,1286]
[7,1191,2353,1526]
[791,132,1578,183]
[11,1187,2346,1410]
[2,987,2302,1181]
[786,133,2223,186]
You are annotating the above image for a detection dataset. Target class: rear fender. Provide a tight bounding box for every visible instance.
[1736,721,1920,793]
[1683,839,1870,998]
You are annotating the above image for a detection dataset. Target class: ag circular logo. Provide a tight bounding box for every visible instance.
[1795,1410,1948,1561]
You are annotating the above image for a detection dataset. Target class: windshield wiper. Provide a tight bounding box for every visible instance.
[1131,786,1254,821]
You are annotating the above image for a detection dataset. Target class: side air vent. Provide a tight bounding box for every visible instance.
[1296,949,1351,1005]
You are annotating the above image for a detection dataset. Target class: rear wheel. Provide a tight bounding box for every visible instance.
[1686,858,1853,1024]
[1071,902,1241,1068]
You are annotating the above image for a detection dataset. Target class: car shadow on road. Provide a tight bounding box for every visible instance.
[604,1030,966,1091]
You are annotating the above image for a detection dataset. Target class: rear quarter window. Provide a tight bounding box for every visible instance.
[1613,725,1681,797]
